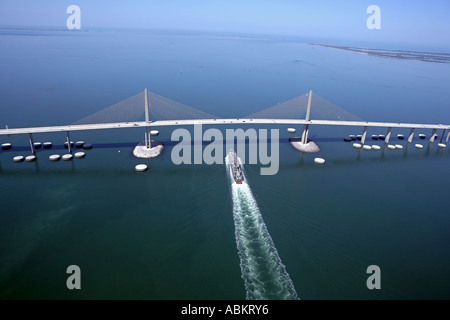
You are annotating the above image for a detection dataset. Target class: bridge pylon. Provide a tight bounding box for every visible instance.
[289,90,320,153]
[300,90,312,144]
[144,88,151,149]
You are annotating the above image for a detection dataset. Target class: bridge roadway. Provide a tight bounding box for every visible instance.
[0,118,449,136]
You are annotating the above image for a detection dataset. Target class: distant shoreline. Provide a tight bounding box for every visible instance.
[311,44,450,64]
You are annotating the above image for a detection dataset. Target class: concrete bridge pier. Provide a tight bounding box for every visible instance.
[6,125,10,143]
[440,129,446,143]
[446,130,450,144]
[144,126,151,149]
[301,124,309,144]
[407,128,415,143]
[300,90,312,145]
[66,131,72,153]
[384,127,392,144]
[28,133,35,154]
[361,126,368,144]
[430,128,437,142]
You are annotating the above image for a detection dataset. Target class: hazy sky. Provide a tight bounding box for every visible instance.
[1,0,449,47]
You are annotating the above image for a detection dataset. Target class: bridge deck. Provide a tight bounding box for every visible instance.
[0,119,449,136]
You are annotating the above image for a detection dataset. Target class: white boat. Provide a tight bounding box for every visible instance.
[227,149,244,184]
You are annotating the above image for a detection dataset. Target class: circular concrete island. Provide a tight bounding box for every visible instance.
[43,142,53,149]
[74,152,85,159]
[62,154,73,161]
[287,128,296,133]
[363,145,372,150]
[2,143,12,150]
[25,155,37,162]
[75,141,85,148]
[387,144,396,150]
[438,143,447,148]
[150,130,159,136]
[419,134,426,139]
[314,157,325,165]
[395,144,403,150]
[33,142,42,149]
[397,134,404,140]
[135,164,148,172]
[415,144,424,149]
[49,154,61,161]
[352,143,362,149]
[83,143,93,150]
[64,141,74,148]
[13,156,24,162]
[372,145,381,151]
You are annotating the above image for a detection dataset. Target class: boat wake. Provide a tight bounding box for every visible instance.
[225,153,299,300]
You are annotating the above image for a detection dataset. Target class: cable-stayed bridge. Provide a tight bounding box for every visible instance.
[1,89,449,155]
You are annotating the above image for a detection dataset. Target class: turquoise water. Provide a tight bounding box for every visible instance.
[0,27,449,299]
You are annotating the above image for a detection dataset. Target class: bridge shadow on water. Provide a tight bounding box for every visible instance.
[1,136,448,175]
[0,142,139,153]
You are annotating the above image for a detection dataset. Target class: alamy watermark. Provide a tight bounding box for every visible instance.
[366,5,381,30]
[366,265,381,289]
[171,124,279,175]
[66,265,81,289]
[66,5,81,30]
[66,5,380,31]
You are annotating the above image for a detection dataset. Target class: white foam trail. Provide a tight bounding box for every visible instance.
[226,155,299,300]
